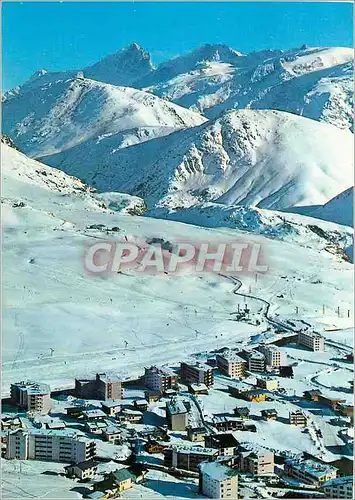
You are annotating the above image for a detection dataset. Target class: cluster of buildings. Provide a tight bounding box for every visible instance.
[3,337,353,500]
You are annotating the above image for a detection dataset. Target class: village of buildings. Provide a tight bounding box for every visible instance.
[1,328,354,499]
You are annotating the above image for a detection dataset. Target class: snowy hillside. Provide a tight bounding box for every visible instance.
[45,109,354,211]
[2,76,206,157]
[2,143,353,391]
[151,203,353,260]
[1,141,146,216]
[310,187,354,228]
[140,45,353,130]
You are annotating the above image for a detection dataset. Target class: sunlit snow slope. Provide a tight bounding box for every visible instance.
[44,109,353,211]
[2,76,206,158]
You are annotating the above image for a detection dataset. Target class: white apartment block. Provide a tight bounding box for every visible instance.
[239,451,274,476]
[322,476,353,499]
[199,462,238,499]
[144,366,178,392]
[248,351,266,372]
[258,344,287,367]
[216,351,246,378]
[6,429,96,462]
[10,381,52,415]
[298,330,325,352]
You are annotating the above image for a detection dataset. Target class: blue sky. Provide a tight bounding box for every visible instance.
[3,1,353,90]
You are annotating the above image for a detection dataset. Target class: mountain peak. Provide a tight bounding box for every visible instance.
[83,42,154,87]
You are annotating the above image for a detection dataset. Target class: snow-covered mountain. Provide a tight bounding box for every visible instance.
[2,76,206,158]
[3,43,154,97]
[139,45,354,130]
[44,109,353,211]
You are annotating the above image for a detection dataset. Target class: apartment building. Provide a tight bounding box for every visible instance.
[199,462,238,499]
[10,381,52,415]
[256,377,279,391]
[75,373,123,401]
[238,450,275,476]
[6,429,96,462]
[284,458,338,486]
[258,344,287,367]
[289,410,308,427]
[166,399,188,431]
[180,362,214,388]
[216,351,246,379]
[322,476,353,499]
[164,445,219,472]
[298,330,325,352]
[248,352,266,372]
[144,366,178,393]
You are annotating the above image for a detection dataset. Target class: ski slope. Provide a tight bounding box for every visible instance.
[2,143,353,393]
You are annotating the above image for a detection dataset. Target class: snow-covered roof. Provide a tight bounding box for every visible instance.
[200,461,238,481]
[323,476,353,487]
[217,350,245,363]
[83,409,107,419]
[166,399,187,415]
[101,400,122,408]
[286,459,338,478]
[12,381,50,395]
[169,445,218,456]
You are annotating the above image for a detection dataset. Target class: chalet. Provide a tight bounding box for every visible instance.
[212,414,245,432]
[144,390,161,403]
[188,383,209,395]
[65,460,98,480]
[256,377,279,391]
[187,426,206,442]
[204,433,239,456]
[336,404,354,423]
[93,469,133,496]
[261,409,278,421]
[121,409,143,423]
[101,401,121,417]
[229,387,268,402]
[66,406,87,418]
[127,463,148,483]
[102,426,121,444]
[84,420,109,435]
[45,420,66,430]
[1,416,25,431]
[83,409,107,421]
[133,399,148,412]
[303,390,322,402]
[145,440,166,454]
[234,407,250,419]
[318,395,346,410]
